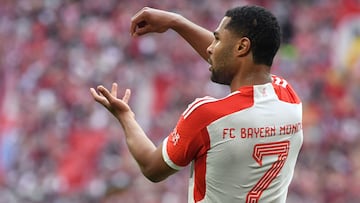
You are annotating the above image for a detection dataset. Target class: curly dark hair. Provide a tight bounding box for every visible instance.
[225,5,281,66]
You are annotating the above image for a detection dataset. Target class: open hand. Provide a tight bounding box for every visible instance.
[90,83,133,119]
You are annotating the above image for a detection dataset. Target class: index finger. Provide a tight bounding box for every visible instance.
[90,87,109,106]
[130,8,147,36]
[97,85,114,102]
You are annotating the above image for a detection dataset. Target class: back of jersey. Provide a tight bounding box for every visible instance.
[162,76,303,203]
[196,81,303,202]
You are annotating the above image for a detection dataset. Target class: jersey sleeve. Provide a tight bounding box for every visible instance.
[162,97,214,170]
[161,116,202,170]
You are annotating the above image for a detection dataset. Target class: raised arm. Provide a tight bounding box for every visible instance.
[130,7,213,61]
[90,83,177,182]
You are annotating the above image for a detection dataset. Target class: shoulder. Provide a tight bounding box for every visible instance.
[181,91,254,124]
[271,75,301,104]
[182,96,219,119]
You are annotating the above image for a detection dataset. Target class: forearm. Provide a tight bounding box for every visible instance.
[91,85,175,182]
[171,14,213,61]
[118,113,157,173]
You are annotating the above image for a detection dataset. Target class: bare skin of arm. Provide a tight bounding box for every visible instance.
[90,83,177,182]
[90,8,213,182]
[130,7,213,61]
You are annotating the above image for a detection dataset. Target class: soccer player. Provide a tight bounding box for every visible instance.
[90,5,303,203]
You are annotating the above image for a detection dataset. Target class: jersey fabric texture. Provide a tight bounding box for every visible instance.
[162,75,303,203]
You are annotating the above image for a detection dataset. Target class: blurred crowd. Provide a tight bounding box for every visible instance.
[0,0,360,202]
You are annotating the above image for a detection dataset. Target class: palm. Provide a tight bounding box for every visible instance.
[90,83,132,118]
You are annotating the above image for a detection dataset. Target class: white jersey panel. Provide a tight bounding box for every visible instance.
[200,83,303,202]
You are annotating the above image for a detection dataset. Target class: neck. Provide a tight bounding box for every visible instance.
[230,64,271,92]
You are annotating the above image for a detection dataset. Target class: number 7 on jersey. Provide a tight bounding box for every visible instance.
[246,141,290,203]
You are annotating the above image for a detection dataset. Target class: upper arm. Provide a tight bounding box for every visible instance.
[143,142,178,182]
[145,98,215,182]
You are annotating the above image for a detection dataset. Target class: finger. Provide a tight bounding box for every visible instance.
[90,87,102,100]
[130,19,140,36]
[97,85,114,103]
[111,83,118,98]
[90,87,109,106]
[130,9,147,36]
[131,7,154,36]
[131,20,149,36]
[134,25,152,36]
[122,89,131,104]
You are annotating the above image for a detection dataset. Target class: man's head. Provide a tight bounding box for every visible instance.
[207,5,281,85]
[224,5,281,66]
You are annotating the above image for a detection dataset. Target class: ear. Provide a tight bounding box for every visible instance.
[235,37,251,56]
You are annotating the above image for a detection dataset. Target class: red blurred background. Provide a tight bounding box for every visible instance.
[0,0,360,202]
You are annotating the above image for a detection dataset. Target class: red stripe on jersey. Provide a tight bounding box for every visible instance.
[166,86,255,201]
[271,75,301,104]
[182,96,217,119]
[272,83,301,104]
[194,128,210,202]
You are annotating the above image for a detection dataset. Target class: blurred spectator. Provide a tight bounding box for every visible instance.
[0,0,359,202]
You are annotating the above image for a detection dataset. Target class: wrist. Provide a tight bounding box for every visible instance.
[117,111,135,125]
[170,13,185,31]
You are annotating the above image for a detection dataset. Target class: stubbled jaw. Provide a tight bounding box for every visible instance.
[208,58,213,71]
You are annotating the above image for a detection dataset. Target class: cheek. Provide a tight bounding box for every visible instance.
[212,45,225,60]
[214,46,232,64]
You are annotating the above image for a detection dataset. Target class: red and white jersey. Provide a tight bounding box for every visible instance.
[162,75,303,203]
